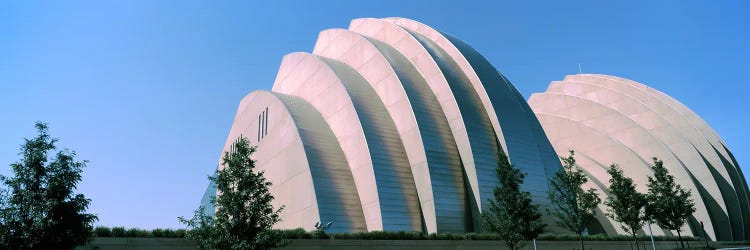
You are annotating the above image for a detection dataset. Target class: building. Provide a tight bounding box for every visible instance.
[203,18,749,240]
[528,74,750,241]
[206,17,561,234]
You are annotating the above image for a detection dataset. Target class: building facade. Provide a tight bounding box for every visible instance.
[203,18,749,240]
[528,74,750,241]
[207,17,562,234]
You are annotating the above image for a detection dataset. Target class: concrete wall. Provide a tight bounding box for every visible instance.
[283,239,731,250]
[77,238,199,250]
[79,238,750,250]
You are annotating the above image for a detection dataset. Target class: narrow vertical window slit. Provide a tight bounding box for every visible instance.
[265,107,269,136]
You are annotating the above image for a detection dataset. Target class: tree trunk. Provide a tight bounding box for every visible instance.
[633,232,639,250]
[677,230,684,249]
[579,233,584,250]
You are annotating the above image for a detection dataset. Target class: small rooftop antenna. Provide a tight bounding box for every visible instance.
[578,63,582,74]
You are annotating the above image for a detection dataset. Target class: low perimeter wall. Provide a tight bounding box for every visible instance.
[79,238,750,250]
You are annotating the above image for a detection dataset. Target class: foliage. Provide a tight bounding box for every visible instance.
[86,227,707,242]
[331,231,428,240]
[91,226,187,238]
[605,164,647,248]
[179,136,284,250]
[283,230,700,241]
[547,150,601,250]
[482,150,545,250]
[337,232,490,241]
[645,158,696,249]
[151,228,169,238]
[111,226,126,237]
[0,122,98,249]
[150,228,186,238]
[179,206,219,248]
[535,233,700,242]
[312,221,333,239]
[278,228,313,239]
[125,228,150,238]
[93,226,113,237]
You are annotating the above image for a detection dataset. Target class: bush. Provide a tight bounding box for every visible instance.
[93,226,112,237]
[535,233,700,241]
[462,233,501,240]
[151,228,165,238]
[111,227,126,237]
[88,227,706,241]
[333,231,427,240]
[278,228,312,239]
[125,228,150,238]
[149,228,184,238]
[91,227,188,238]
[278,229,704,241]
[163,229,187,238]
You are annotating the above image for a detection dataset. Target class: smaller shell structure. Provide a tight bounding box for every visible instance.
[528,74,750,241]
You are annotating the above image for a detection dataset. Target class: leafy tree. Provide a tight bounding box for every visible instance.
[482,150,545,250]
[605,164,647,250]
[645,158,695,249]
[0,122,98,249]
[180,136,283,250]
[179,206,219,249]
[547,150,601,250]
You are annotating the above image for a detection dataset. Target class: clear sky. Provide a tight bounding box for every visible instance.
[1,1,748,229]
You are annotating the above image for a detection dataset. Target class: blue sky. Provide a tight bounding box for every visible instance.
[1,1,747,229]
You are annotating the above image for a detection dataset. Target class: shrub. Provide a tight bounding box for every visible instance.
[92,227,189,238]
[93,226,112,237]
[125,228,150,238]
[147,228,183,238]
[151,228,164,238]
[173,229,187,238]
[277,228,311,239]
[111,227,126,237]
[311,223,330,239]
[535,233,700,241]
[429,232,464,240]
[160,229,182,238]
[463,233,501,240]
[88,227,705,241]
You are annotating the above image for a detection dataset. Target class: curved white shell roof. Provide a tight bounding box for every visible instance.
[529,74,750,240]
[209,19,749,238]
[213,17,563,233]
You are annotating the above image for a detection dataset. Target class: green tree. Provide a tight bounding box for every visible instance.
[645,158,695,249]
[0,122,98,249]
[180,136,283,250]
[605,164,647,250]
[547,150,601,250]
[482,150,545,250]
[179,206,219,249]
